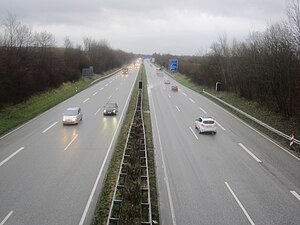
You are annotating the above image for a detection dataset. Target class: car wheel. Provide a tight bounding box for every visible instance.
[195,125,197,130]
[213,131,216,135]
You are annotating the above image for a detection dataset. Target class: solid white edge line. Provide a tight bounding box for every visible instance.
[0,211,13,225]
[225,182,255,225]
[189,126,199,140]
[215,120,226,131]
[93,92,98,96]
[199,107,207,114]
[175,106,180,112]
[64,134,78,151]
[0,147,24,167]
[83,98,90,103]
[290,191,300,201]
[78,70,138,225]
[189,98,195,103]
[238,143,262,163]
[203,96,300,161]
[42,121,58,133]
[149,90,177,225]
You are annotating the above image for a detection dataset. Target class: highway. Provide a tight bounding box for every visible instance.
[0,68,138,225]
[145,61,300,225]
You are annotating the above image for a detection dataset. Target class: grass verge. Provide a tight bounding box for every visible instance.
[168,71,300,154]
[0,68,119,136]
[92,65,160,224]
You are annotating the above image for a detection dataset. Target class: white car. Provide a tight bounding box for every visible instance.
[195,117,217,134]
[63,107,83,125]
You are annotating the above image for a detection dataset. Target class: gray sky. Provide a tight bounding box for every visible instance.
[0,0,287,55]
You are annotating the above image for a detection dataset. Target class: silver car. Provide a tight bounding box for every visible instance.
[62,107,83,125]
[195,117,217,134]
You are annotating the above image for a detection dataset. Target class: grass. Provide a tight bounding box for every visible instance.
[168,71,300,154]
[0,68,119,136]
[92,64,160,224]
[141,65,160,224]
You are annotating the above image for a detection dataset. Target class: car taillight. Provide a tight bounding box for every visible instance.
[200,124,205,126]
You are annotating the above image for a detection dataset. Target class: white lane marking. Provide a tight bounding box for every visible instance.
[189,98,195,103]
[168,94,171,98]
[0,147,25,167]
[215,120,226,131]
[64,134,78,151]
[109,81,112,84]
[290,191,300,201]
[93,92,98,96]
[182,92,187,97]
[105,84,108,86]
[225,182,255,225]
[149,92,177,225]
[79,71,138,225]
[199,107,207,114]
[42,121,58,133]
[0,211,13,225]
[108,95,112,100]
[99,88,104,91]
[238,143,262,163]
[83,98,90,103]
[116,88,119,91]
[94,107,102,116]
[189,126,199,140]
[203,97,300,161]
[176,106,180,112]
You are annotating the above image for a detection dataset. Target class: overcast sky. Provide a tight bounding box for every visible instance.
[0,0,288,55]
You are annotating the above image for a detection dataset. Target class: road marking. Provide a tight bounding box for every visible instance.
[93,92,98,96]
[199,107,207,114]
[149,92,177,225]
[105,84,108,86]
[225,182,255,225]
[168,94,171,98]
[94,107,102,115]
[0,147,25,167]
[176,106,180,112]
[203,97,300,161]
[290,191,300,201]
[0,211,13,225]
[108,95,112,100]
[215,120,226,131]
[99,88,104,91]
[189,126,199,140]
[83,98,90,103]
[182,92,187,97]
[109,81,112,84]
[64,134,78,151]
[42,121,58,133]
[79,70,138,225]
[116,88,119,91]
[189,98,195,103]
[238,143,262,163]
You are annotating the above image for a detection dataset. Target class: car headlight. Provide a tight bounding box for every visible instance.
[72,118,76,122]
[104,110,106,113]
[113,110,116,113]
[63,117,66,122]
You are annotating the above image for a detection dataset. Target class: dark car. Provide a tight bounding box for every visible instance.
[103,102,118,115]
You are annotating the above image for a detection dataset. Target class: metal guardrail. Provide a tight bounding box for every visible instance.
[90,69,122,85]
[107,86,152,224]
[203,90,300,145]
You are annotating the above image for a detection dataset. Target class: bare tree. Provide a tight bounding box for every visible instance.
[287,0,300,53]
[34,31,56,48]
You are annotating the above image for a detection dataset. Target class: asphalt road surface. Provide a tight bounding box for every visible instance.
[145,61,300,225]
[0,68,138,225]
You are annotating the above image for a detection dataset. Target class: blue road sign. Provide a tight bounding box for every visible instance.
[168,59,178,72]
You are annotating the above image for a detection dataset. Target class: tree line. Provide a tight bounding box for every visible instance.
[154,0,300,119]
[0,13,134,107]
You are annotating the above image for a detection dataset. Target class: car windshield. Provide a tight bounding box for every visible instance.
[203,120,214,124]
[64,109,78,116]
[106,103,116,108]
